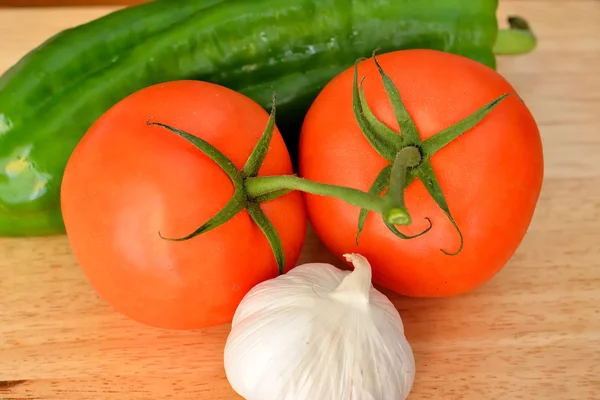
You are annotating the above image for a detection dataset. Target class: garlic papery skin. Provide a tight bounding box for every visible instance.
[223,253,415,400]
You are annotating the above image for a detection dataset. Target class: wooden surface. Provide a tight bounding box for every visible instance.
[1,1,599,399]
[0,0,146,7]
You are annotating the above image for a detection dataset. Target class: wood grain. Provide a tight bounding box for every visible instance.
[0,0,146,7]
[1,1,599,399]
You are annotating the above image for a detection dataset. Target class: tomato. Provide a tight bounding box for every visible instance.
[60,80,306,330]
[299,49,543,297]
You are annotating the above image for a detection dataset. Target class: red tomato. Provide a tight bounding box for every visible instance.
[61,80,306,330]
[299,50,543,297]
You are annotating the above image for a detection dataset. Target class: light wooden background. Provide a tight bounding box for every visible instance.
[1,0,599,399]
[0,0,145,6]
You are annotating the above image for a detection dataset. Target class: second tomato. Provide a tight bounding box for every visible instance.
[299,50,543,297]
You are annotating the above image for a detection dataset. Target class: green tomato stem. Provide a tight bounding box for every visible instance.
[383,146,421,225]
[245,146,420,226]
[245,175,406,224]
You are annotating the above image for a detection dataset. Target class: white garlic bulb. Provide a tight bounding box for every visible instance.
[223,253,415,400]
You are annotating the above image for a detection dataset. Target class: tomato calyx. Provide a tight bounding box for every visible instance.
[146,97,288,273]
[352,51,512,255]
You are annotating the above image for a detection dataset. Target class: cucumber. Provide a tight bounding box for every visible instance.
[0,0,524,236]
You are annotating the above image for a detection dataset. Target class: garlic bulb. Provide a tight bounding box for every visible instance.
[223,253,415,400]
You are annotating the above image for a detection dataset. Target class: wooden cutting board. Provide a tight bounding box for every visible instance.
[1,1,599,399]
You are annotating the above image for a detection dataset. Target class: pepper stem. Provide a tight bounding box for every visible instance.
[493,16,537,55]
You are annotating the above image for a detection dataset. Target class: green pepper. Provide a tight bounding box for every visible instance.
[0,0,536,237]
